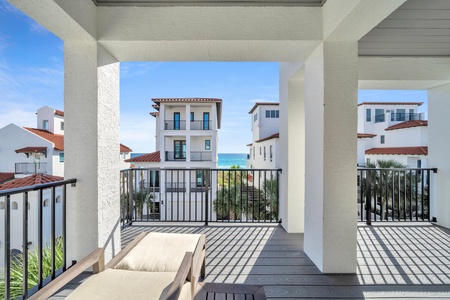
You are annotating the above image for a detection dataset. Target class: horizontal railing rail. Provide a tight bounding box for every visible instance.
[0,178,77,300]
[164,120,186,130]
[15,162,47,175]
[120,168,281,226]
[190,120,212,130]
[165,151,186,161]
[357,168,437,224]
[190,151,212,161]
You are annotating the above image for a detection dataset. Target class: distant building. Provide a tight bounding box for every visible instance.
[0,106,132,178]
[357,102,428,167]
[246,102,280,169]
[125,98,222,220]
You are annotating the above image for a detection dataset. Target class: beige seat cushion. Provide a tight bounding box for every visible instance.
[115,232,201,272]
[66,269,191,300]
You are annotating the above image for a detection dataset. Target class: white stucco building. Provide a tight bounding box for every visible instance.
[357,102,428,167]
[125,98,222,220]
[0,106,132,177]
[246,102,280,169]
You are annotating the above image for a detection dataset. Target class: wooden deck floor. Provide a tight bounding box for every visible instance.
[52,222,450,299]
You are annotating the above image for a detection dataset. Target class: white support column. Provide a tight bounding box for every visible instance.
[186,133,191,163]
[428,83,450,229]
[65,42,121,263]
[303,42,358,273]
[186,104,191,131]
[279,63,305,233]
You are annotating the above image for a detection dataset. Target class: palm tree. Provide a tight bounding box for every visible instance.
[251,179,279,221]
[364,159,422,220]
[214,166,248,220]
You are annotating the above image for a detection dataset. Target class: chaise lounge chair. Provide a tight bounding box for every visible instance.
[28,232,206,300]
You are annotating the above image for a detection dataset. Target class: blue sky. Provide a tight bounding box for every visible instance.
[0,0,428,153]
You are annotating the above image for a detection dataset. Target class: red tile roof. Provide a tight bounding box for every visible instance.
[249,102,279,114]
[358,102,423,107]
[125,151,160,163]
[385,120,428,131]
[15,146,47,153]
[152,98,222,104]
[152,104,160,111]
[0,174,64,190]
[55,109,64,117]
[22,127,131,153]
[365,147,428,156]
[246,143,253,147]
[150,112,160,117]
[120,144,133,153]
[255,133,279,143]
[24,127,64,151]
[0,172,15,184]
[357,133,376,138]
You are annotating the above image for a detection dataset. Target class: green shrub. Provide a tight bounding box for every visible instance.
[0,238,64,299]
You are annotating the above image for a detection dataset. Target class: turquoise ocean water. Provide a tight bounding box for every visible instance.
[131,153,248,168]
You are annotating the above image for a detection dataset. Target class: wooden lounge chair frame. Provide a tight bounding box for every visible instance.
[28,232,206,300]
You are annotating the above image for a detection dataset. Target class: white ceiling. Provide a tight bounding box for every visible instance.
[92,0,326,6]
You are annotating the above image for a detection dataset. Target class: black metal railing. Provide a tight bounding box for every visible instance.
[15,163,47,175]
[120,168,281,226]
[357,168,436,224]
[190,151,212,161]
[190,120,212,130]
[374,114,385,123]
[390,113,422,122]
[164,120,186,130]
[0,179,76,299]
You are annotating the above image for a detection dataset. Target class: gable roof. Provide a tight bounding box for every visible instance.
[357,133,376,139]
[255,133,279,143]
[15,146,47,153]
[24,127,64,151]
[125,151,160,163]
[385,120,428,131]
[365,147,428,156]
[0,174,64,190]
[0,172,15,184]
[120,144,133,153]
[248,102,279,114]
[358,102,423,107]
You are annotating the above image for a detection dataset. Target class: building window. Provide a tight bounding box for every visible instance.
[59,153,64,162]
[174,140,186,159]
[205,140,211,150]
[60,121,64,130]
[12,202,18,210]
[397,109,406,121]
[43,120,49,130]
[417,160,422,168]
[375,109,384,122]
[254,113,258,122]
[264,146,266,161]
[270,145,273,162]
[380,135,385,144]
[366,109,371,122]
[190,112,194,122]
[409,109,414,120]
[265,110,279,118]
[174,112,181,130]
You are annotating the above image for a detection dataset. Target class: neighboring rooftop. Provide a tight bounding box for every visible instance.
[125,151,161,163]
[357,133,376,139]
[0,172,15,184]
[15,146,47,154]
[120,144,133,153]
[248,102,279,114]
[255,133,279,143]
[358,102,423,107]
[366,147,428,156]
[0,174,64,190]
[385,120,428,131]
[24,127,65,151]
[55,109,64,117]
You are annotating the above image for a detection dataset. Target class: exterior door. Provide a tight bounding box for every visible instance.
[203,112,210,130]
[174,140,186,159]
[174,112,181,130]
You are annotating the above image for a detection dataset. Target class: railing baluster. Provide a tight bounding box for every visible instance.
[51,186,56,279]
[38,188,43,289]
[23,192,29,298]
[4,195,11,300]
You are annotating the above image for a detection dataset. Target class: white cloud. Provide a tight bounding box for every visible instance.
[0,1,20,15]
[121,62,164,79]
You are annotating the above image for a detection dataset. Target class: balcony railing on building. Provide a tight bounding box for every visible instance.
[164,120,186,130]
[165,151,212,161]
[190,120,212,130]
[120,168,281,225]
[0,178,76,299]
[374,112,423,123]
[15,162,47,175]
[357,167,437,224]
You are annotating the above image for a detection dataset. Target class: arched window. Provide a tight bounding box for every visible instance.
[12,202,18,210]
[56,196,62,204]
[0,202,5,210]
[43,199,50,207]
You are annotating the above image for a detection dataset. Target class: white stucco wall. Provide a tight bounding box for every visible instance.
[381,127,427,148]
[0,124,55,174]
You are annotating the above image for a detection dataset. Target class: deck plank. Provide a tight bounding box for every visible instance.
[52,223,450,299]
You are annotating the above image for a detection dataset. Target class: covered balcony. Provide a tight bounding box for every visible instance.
[2,0,450,299]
